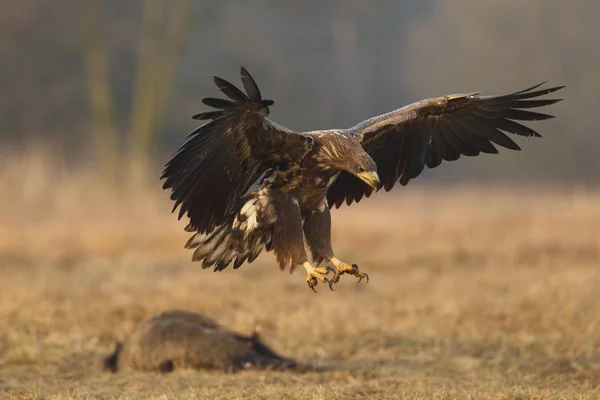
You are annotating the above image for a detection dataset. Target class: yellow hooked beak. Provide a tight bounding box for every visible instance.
[356,170,382,191]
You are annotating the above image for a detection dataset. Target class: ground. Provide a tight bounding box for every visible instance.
[0,159,599,399]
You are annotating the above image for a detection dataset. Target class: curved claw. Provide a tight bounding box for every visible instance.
[325,265,336,274]
[351,264,369,284]
[307,280,318,293]
[326,278,335,291]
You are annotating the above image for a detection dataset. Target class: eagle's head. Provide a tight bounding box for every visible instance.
[316,132,382,190]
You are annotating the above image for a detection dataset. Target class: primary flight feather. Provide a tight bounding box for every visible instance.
[161,67,564,292]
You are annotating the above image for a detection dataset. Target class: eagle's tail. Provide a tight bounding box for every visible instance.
[184,187,276,271]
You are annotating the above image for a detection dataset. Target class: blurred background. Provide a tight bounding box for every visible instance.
[2,2,600,397]
[1,0,597,187]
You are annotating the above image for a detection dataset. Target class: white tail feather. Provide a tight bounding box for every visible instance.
[188,187,278,271]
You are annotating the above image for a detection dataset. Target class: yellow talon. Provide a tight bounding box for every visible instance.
[304,265,332,293]
[327,258,370,288]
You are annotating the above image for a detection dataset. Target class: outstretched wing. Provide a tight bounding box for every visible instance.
[162,67,313,233]
[327,82,564,208]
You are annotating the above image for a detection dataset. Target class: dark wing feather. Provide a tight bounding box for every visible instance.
[213,76,248,103]
[328,82,564,208]
[240,66,262,101]
[201,97,237,110]
[162,67,313,233]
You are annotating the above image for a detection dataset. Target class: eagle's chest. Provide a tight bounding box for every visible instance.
[293,169,339,213]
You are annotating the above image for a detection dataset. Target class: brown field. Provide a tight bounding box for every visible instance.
[1,153,600,399]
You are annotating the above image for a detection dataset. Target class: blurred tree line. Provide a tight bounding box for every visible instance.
[0,0,597,186]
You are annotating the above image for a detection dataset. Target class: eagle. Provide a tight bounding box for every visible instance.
[161,67,564,292]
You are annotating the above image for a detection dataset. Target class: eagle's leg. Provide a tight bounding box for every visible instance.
[266,191,332,292]
[303,204,369,289]
[302,261,331,293]
[326,257,369,285]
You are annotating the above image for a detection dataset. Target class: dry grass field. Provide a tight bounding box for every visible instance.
[1,153,599,399]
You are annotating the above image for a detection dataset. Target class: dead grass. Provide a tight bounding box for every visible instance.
[1,152,600,399]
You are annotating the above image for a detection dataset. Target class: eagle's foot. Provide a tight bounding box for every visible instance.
[326,262,369,287]
[305,267,332,293]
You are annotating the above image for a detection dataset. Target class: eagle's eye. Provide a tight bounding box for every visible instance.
[358,167,366,173]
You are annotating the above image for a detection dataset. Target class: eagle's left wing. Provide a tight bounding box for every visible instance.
[327,82,564,208]
[162,67,313,234]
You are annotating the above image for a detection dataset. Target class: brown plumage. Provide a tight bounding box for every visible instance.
[327,83,564,207]
[161,67,564,291]
[103,310,303,373]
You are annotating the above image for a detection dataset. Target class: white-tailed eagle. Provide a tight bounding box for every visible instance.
[161,67,564,292]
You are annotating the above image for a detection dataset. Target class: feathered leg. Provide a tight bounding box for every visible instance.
[303,205,369,289]
[268,191,331,292]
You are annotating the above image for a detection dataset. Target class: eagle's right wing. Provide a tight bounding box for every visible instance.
[327,82,564,208]
[161,67,313,234]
